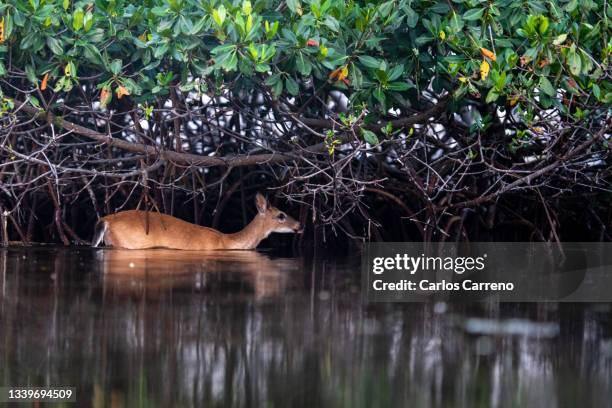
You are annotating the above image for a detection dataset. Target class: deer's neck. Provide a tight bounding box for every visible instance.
[223,215,269,250]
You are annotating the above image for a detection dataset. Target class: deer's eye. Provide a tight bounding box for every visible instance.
[277,213,286,222]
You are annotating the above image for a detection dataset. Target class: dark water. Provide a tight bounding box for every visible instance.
[0,247,610,408]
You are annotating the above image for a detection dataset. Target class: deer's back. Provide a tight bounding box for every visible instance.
[102,210,222,250]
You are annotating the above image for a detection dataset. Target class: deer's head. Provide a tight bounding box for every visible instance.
[255,193,302,235]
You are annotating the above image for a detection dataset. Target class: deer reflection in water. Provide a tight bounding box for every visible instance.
[97,249,296,300]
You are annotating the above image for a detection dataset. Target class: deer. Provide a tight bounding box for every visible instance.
[91,193,302,250]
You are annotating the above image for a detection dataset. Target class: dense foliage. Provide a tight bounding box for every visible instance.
[0,0,610,244]
[1,0,610,113]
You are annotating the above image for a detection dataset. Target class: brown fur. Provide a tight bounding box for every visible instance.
[98,249,292,299]
[96,193,301,250]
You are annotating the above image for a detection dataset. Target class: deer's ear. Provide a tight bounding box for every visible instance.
[255,192,268,213]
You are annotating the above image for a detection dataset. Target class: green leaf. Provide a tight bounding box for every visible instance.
[580,50,593,74]
[271,77,283,97]
[415,35,433,46]
[265,73,281,86]
[28,96,41,109]
[404,6,418,28]
[565,0,578,12]
[538,16,549,34]
[552,33,567,46]
[63,0,70,11]
[349,64,363,88]
[212,6,226,26]
[591,83,601,99]
[67,61,76,78]
[286,0,301,14]
[430,2,450,14]
[373,88,385,106]
[281,28,297,44]
[358,56,382,69]
[242,0,252,15]
[449,12,464,33]
[190,17,206,35]
[212,44,236,55]
[567,45,581,76]
[84,11,93,32]
[19,32,36,50]
[463,8,484,21]
[179,16,193,35]
[539,77,555,96]
[379,1,394,17]
[387,65,404,82]
[46,36,63,55]
[53,77,65,92]
[154,43,169,58]
[387,82,411,91]
[82,43,104,65]
[3,13,12,38]
[323,15,339,32]
[295,53,311,76]
[13,11,25,27]
[361,129,379,145]
[255,63,270,72]
[485,88,500,103]
[25,65,37,85]
[151,7,168,16]
[375,69,388,83]
[221,52,238,71]
[110,59,122,75]
[178,82,194,92]
[73,9,84,31]
[265,20,279,39]
[285,77,299,95]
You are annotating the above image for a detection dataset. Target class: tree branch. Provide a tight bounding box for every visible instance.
[445,122,612,209]
[14,97,449,168]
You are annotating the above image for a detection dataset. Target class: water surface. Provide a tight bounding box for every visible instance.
[0,247,610,407]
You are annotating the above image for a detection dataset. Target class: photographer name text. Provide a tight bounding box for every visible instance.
[370,254,515,292]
